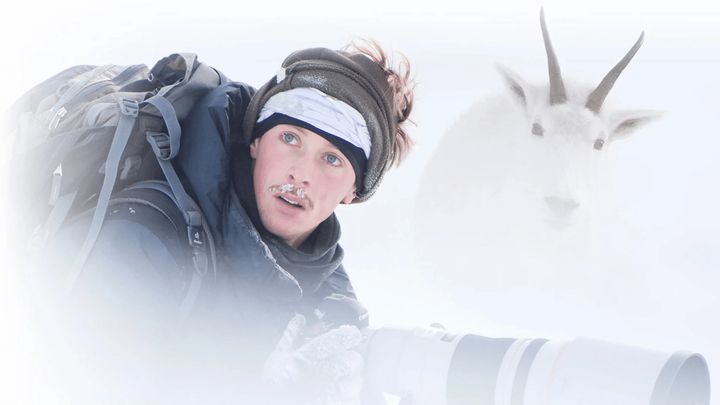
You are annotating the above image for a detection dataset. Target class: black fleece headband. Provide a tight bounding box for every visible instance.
[242,47,396,203]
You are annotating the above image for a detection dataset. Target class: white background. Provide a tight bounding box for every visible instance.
[1,0,718,402]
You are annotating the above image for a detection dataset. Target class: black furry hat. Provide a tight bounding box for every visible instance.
[242,47,396,203]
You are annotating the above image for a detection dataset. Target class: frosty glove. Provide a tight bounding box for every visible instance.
[314,294,370,331]
[262,314,365,405]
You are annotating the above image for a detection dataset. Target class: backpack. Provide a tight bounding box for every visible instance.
[3,53,224,311]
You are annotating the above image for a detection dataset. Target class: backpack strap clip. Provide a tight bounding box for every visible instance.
[119,98,139,117]
[187,225,206,249]
[147,131,172,160]
[184,210,204,248]
[185,210,208,276]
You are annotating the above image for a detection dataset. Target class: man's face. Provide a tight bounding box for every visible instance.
[250,124,357,248]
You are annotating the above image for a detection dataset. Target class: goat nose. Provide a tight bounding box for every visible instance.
[544,196,580,217]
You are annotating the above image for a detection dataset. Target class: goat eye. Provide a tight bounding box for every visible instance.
[532,123,544,136]
[594,139,605,150]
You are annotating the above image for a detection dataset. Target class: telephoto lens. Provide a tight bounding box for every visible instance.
[361,327,710,405]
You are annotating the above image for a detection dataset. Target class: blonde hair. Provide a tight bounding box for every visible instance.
[343,39,415,167]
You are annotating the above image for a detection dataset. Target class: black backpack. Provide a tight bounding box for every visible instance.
[3,53,224,312]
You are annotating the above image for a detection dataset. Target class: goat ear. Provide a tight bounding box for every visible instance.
[495,64,530,107]
[607,109,664,140]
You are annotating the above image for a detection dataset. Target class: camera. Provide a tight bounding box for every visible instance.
[361,327,710,405]
[315,294,710,405]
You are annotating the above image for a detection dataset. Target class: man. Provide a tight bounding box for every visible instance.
[34,41,415,404]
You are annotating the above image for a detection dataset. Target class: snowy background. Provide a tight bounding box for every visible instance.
[0,0,718,402]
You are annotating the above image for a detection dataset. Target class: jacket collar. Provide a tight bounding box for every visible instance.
[227,144,344,302]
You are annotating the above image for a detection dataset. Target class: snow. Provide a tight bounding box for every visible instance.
[1,1,719,404]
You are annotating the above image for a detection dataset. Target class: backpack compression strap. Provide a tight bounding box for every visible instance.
[120,180,217,320]
[65,98,139,293]
[144,95,214,281]
[65,95,214,301]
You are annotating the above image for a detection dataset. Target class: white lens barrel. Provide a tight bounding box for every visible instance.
[363,327,464,404]
[521,337,710,405]
[362,328,710,405]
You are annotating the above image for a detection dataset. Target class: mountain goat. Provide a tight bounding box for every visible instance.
[414,10,662,289]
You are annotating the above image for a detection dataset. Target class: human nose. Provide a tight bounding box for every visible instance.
[287,159,312,186]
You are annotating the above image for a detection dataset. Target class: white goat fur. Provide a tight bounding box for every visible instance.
[414,20,663,291]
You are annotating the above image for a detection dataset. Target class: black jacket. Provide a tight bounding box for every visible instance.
[176,81,357,308]
[36,82,362,401]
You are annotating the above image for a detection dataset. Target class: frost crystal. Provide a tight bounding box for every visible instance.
[269,183,307,200]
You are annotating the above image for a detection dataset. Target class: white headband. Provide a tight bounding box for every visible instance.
[257,87,371,159]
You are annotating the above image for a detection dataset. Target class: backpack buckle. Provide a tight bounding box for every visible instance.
[48,107,68,130]
[146,131,171,160]
[182,208,209,275]
[184,210,205,249]
[187,225,205,249]
[118,98,139,117]
[186,212,209,275]
[187,221,209,276]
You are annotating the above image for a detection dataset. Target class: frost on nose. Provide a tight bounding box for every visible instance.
[544,195,580,217]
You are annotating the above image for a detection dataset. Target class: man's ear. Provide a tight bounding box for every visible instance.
[249,138,260,159]
[341,188,357,204]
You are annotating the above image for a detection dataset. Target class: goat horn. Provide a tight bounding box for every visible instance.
[586,31,645,114]
[541,8,567,104]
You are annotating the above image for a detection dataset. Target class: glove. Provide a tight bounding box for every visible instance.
[314,294,370,331]
[262,314,365,405]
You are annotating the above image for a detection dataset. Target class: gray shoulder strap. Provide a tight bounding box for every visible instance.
[64,98,139,294]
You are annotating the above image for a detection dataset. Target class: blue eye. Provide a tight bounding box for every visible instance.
[325,154,341,166]
[281,132,298,144]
